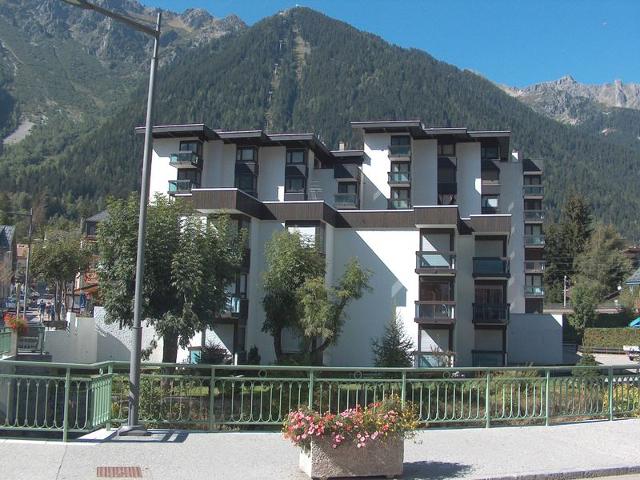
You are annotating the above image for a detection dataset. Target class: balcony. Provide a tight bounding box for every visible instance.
[524,260,546,273]
[524,210,544,222]
[389,199,411,209]
[334,193,359,209]
[221,296,249,319]
[472,303,510,325]
[415,251,456,274]
[524,285,545,297]
[523,185,544,197]
[169,151,201,169]
[472,350,506,367]
[413,351,454,368]
[388,145,411,158]
[168,180,197,194]
[388,171,411,186]
[414,301,455,326]
[472,257,510,278]
[524,235,545,247]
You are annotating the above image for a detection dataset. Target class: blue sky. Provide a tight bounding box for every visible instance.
[141,0,640,87]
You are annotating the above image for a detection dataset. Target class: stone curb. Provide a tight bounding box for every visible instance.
[475,465,640,480]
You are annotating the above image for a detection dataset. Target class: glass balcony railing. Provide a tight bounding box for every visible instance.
[524,210,544,221]
[415,251,456,270]
[523,185,544,196]
[224,296,243,315]
[472,257,510,277]
[472,350,506,367]
[524,285,545,296]
[334,193,358,209]
[168,180,197,194]
[472,303,510,324]
[414,301,455,322]
[389,199,411,209]
[388,145,411,157]
[388,171,411,184]
[169,151,201,168]
[414,352,454,368]
[524,235,545,246]
[524,261,546,272]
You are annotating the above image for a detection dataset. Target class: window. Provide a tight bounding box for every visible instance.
[179,140,201,154]
[390,135,410,146]
[390,188,410,208]
[338,182,357,194]
[481,195,499,213]
[236,173,256,193]
[438,143,455,156]
[475,285,504,304]
[525,224,542,236]
[236,147,257,162]
[419,278,454,301]
[438,193,457,206]
[391,162,410,173]
[286,149,306,165]
[177,169,201,186]
[285,176,305,193]
[481,145,500,160]
[524,176,541,186]
[526,275,543,287]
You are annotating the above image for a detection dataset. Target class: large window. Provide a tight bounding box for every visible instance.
[338,182,357,194]
[389,135,411,156]
[481,195,499,214]
[390,188,410,208]
[236,147,257,162]
[481,145,500,160]
[390,135,410,146]
[177,169,201,186]
[419,278,454,301]
[286,149,306,165]
[285,176,306,193]
[179,140,201,153]
[437,143,455,156]
[475,285,504,305]
[236,173,256,193]
[524,176,541,186]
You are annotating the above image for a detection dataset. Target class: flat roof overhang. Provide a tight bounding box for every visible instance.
[135,123,220,141]
[467,214,512,235]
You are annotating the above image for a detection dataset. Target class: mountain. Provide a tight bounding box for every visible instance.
[0,0,244,141]
[2,7,640,239]
[502,77,640,152]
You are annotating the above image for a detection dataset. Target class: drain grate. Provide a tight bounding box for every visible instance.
[96,466,142,478]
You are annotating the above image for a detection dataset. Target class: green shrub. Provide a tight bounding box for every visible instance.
[583,328,640,349]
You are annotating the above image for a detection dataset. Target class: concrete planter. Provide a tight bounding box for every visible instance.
[298,436,404,479]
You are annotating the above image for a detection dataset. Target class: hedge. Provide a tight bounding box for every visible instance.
[583,328,640,349]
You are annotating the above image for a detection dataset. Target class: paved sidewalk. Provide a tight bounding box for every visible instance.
[0,420,638,479]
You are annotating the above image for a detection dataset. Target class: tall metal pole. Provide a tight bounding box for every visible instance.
[563,275,567,308]
[22,209,33,321]
[126,12,161,431]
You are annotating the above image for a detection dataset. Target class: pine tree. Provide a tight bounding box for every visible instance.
[371,313,414,367]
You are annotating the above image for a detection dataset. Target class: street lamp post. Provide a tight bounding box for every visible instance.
[61,0,161,434]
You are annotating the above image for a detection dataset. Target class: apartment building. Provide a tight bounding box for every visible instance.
[142,120,561,367]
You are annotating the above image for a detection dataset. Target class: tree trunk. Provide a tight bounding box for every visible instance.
[273,328,283,364]
[162,331,180,364]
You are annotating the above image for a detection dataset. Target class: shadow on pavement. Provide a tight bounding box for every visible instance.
[403,460,473,479]
[77,429,190,444]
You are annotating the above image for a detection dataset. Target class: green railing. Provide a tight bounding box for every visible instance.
[0,329,11,356]
[0,360,638,439]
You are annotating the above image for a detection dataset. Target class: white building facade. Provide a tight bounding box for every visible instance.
[143,120,561,367]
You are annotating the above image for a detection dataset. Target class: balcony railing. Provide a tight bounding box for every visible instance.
[168,180,197,194]
[472,350,506,367]
[169,151,201,168]
[472,257,510,277]
[388,171,411,184]
[523,185,544,196]
[524,235,545,246]
[334,193,359,209]
[388,145,411,157]
[524,210,544,221]
[415,251,456,271]
[0,328,11,356]
[389,199,411,209]
[413,351,454,368]
[524,261,546,272]
[472,303,510,325]
[414,301,455,324]
[524,286,545,297]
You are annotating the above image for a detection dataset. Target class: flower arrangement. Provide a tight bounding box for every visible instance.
[283,395,419,451]
[3,313,27,335]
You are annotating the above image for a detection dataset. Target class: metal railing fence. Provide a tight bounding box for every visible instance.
[0,360,638,439]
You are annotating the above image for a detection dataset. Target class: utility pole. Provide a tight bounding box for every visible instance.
[22,208,33,320]
[563,275,568,308]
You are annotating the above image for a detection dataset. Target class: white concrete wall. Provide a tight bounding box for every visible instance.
[420,328,449,352]
[201,140,223,188]
[499,159,526,313]
[361,133,391,210]
[456,142,481,217]
[149,138,180,199]
[508,314,563,365]
[412,139,438,206]
[329,228,418,366]
[258,146,286,201]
